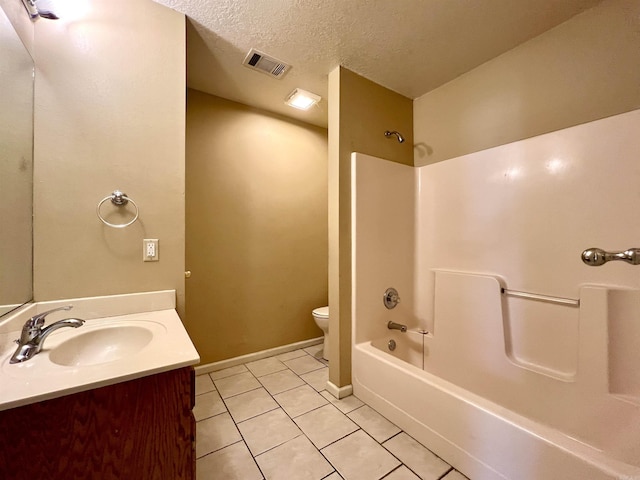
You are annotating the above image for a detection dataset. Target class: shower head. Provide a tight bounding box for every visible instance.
[22,0,59,19]
[384,130,405,143]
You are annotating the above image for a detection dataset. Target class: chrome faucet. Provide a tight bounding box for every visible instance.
[387,321,407,332]
[10,305,85,364]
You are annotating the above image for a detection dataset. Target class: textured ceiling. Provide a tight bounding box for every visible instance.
[156,0,601,128]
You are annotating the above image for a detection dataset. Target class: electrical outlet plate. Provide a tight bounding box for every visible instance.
[143,239,159,262]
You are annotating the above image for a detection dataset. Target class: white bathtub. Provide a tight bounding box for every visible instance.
[350,116,640,479]
[353,329,640,480]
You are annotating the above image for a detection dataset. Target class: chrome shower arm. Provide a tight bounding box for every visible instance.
[384,130,405,143]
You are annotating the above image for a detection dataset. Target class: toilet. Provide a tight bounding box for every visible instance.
[312,306,329,361]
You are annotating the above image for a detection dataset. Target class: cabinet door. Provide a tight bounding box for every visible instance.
[0,367,195,480]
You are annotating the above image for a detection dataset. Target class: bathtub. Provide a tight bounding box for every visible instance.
[353,337,640,480]
[352,296,640,480]
[349,117,640,480]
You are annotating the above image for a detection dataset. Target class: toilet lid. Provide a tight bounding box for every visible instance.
[313,306,329,318]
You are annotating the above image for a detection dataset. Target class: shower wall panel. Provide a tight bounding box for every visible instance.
[416,109,640,334]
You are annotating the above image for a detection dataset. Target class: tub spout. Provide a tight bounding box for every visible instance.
[387,321,407,332]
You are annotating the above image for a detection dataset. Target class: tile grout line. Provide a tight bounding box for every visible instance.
[213,387,278,479]
[243,437,268,480]
[383,430,403,444]
[276,392,331,419]
[217,384,262,401]
[240,360,355,477]
[380,428,455,480]
[213,364,328,398]
[227,351,336,477]
[194,438,244,461]
[315,427,362,452]
[379,464,405,479]
[319,471,339,480]
[247,368,352,471]
[222,389,279,425]
[194,408,229,424]
[437,466,455,480]
[206,349,320,378]
[198,373,364,474]
[211,359,347,474]
[216,362,328,463]
[196,347,459,480]
[346,426,408,478]
[252,432,305,459]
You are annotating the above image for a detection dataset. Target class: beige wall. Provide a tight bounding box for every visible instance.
[0,5,33,313]
[414,0,640,166]
[33,0,186,314]
[329,67,413,387]
[0,0,34,57]
[186,90,328,364]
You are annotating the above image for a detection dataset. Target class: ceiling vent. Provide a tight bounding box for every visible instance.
[242,49,291,79]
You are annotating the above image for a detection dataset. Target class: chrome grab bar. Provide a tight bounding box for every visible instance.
[581,247,640,267]
[501,288,579,307]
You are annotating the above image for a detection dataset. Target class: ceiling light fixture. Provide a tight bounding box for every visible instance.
[285,88,321,111]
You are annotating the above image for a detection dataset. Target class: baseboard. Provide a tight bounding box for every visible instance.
[326,381,353,399]
[195,337,324,375]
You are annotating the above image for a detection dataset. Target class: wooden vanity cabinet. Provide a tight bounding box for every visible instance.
[0,366,195,480]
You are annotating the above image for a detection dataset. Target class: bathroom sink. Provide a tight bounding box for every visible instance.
[0,302,199,411]
[49,324,154,367]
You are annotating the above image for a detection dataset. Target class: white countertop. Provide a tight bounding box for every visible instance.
[0,293,199,411]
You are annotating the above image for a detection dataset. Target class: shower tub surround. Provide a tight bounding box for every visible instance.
[351,110,640,480]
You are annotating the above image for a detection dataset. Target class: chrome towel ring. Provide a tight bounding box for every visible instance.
[97,190,139,228]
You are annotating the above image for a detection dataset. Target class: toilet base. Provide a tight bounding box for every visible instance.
[321,334,329,361]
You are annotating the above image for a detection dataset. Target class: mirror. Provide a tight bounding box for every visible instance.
[0,7,34,317]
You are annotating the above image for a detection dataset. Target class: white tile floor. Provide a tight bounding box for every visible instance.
[195,344,470,480]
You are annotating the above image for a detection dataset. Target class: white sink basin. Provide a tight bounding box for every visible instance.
[1,317,168,380]
[49,324,154,367]
[0,295,200,412]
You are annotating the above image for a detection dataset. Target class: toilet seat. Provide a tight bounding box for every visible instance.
[312,306,329,318]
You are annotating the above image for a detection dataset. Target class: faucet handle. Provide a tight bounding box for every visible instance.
[26,305,74,328]
[18,305,73,344]
[383,288,401,309]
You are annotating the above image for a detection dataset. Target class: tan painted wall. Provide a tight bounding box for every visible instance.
[33,0,186,314]
[185,90,328,364]
[329,67,413,387]
[414,0,640,166]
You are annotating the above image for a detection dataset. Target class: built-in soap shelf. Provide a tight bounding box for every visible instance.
[431,269,640,398]
[500,284,580,381]
[431,269,580,381]
[606,288,640,401]
[500,286,581,380]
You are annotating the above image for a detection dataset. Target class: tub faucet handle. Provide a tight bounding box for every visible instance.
[383,288,400,309]
[20,305,73,341]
